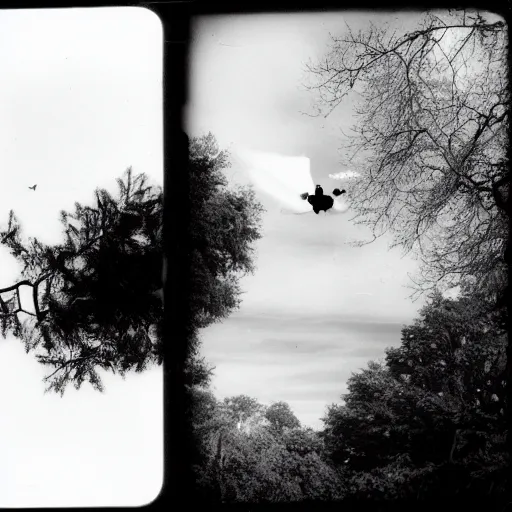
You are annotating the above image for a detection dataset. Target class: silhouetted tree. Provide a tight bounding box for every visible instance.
[305,9,508,300]
[0,132,264,398]
[306,7,510,460]
[265,400,301,433]
[188,132,264,329]
[221,394,267,429]
[193,392,342,502]
[184,132,265,501]
[0,168,163,394]
[321,292,509,500]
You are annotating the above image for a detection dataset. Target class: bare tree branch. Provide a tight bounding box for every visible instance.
[305,9,508,297]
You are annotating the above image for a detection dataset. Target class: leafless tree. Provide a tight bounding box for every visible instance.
[304,9,508,301]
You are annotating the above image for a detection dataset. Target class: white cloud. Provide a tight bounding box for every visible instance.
[235,145,314,213]
[328,171,361,181]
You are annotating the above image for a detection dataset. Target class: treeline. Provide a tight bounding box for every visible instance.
[322,287,508,500]
[190,393,343,502]
[192,284,509,503]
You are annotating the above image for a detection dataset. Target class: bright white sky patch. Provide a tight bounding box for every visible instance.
[237,145,351,215]
[237,146,314,213]
[0,7,163,507]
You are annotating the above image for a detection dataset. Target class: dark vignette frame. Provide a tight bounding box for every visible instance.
[0,1,509,510]
[152,2,511,511]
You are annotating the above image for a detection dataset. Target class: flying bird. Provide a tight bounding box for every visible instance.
[235,146,358,216]
[28,184,37,191]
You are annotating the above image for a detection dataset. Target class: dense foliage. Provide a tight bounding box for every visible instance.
[188,132,264,331]
[1,168,164,393]
[191,392,344,503]
[265,401,302,433]
[0,132,264,398]
[321,289,509,501]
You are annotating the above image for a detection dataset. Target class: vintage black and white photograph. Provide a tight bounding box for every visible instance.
[0,7,163,506]
[186,8,509,504]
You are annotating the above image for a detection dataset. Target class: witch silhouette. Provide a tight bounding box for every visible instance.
[300,185,346,214]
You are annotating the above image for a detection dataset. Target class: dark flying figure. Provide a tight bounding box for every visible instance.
[28,184,37,191]
[300,186,346,214]
[236,146,358,215]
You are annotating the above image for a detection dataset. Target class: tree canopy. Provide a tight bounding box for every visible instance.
[265,400,302,433]
[1,168,164,394]
[321,290,508,500]
[191,392,343,503]
[0,132,264,397]
[305,9,508,300]
[306,9,510,479]
[188,133,264,329]
[185,133,264,386]
[191,289,510,503]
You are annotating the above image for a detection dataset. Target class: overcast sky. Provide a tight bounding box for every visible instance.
[0,7,163,506]
[186,11,433,430]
